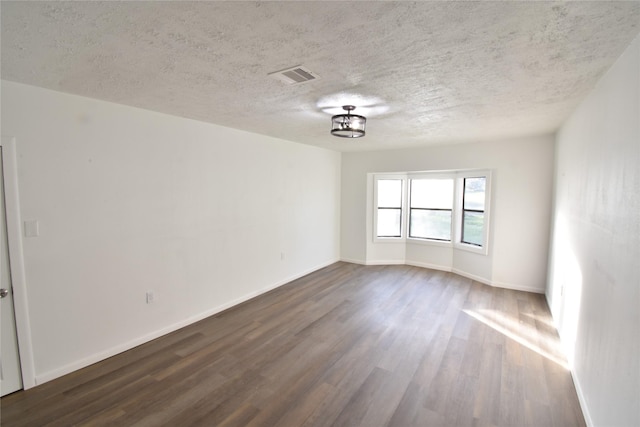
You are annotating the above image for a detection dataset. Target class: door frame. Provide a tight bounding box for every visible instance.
[1,136,36,389]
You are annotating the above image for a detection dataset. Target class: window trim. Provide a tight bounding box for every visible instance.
[407,174,455,242]
[453,171,491,255]
[373,174,407,243]
[372,170,491,255]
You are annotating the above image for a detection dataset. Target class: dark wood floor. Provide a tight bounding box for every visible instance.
[1,262,585,427]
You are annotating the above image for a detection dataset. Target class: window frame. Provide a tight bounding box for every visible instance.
[373,174,407,242]
[461,177,485,246]
[407,174,455,243]
[372,170,491,254]
[453,171,491,255]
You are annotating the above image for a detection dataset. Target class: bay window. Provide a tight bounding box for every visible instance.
[373,170,491,254]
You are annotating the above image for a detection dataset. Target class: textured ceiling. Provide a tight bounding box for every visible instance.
[2,1,639,152]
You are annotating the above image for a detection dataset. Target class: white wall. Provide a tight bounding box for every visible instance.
[341,136,555,292]
[1,81,341,385]
[548,34,639,427]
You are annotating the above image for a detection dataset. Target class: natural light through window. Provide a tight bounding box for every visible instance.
[464,308,569,369]
[462,177,486,246]
[409,178,453,241]
[373,170,491,253]
[548,214,583,369]
[376,179,403,238]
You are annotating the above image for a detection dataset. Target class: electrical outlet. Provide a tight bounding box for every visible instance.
[146,291,155,304]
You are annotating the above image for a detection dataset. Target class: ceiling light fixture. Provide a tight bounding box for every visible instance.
[331,105,366,138]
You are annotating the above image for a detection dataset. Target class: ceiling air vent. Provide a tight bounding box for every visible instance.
[269,65,320,85]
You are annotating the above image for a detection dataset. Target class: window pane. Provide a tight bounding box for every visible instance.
[377,208,401,237]
[462,211,484,246]
[409,209,451,240]
[410,179,453,209]
[464,177,486,211]
[377,180,402,208]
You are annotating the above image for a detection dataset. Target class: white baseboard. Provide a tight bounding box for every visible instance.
[544,294,593,427]
[343,261,542,293]
[35,258,339,386]
[451,268,492,286]
[571,370,593,427]
[448,267,544,294]
[363,259,405,266]
[489,279,545,294]
[405,260,451,272]
[339,260,545,294]
[339,257,366,265]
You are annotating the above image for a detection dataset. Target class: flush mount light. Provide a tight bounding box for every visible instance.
[331,105,366,138]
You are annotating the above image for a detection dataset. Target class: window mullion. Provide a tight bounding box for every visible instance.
[374,171,490,254]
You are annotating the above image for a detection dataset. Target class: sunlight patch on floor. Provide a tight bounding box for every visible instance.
[463,308,569,369]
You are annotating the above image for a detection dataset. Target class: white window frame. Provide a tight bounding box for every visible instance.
[406,173,455,246]
[373,174,407,243]
[453,170,491,255]
[372,170,492,254]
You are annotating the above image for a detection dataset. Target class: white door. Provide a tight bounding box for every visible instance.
[0,146,23,396]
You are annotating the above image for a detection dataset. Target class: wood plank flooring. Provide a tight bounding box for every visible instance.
[1,262,586,426]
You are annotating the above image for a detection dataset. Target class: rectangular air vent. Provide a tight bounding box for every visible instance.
[268,65,320,85]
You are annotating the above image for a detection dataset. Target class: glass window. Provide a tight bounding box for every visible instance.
[462,177,486,246]
[372,171,490,254]
[376,179,403,238]
[409,179,453,241]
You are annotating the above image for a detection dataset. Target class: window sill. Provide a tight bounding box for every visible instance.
[454,242,488,255]
[373,237,406,244]
[406,238,452,248]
